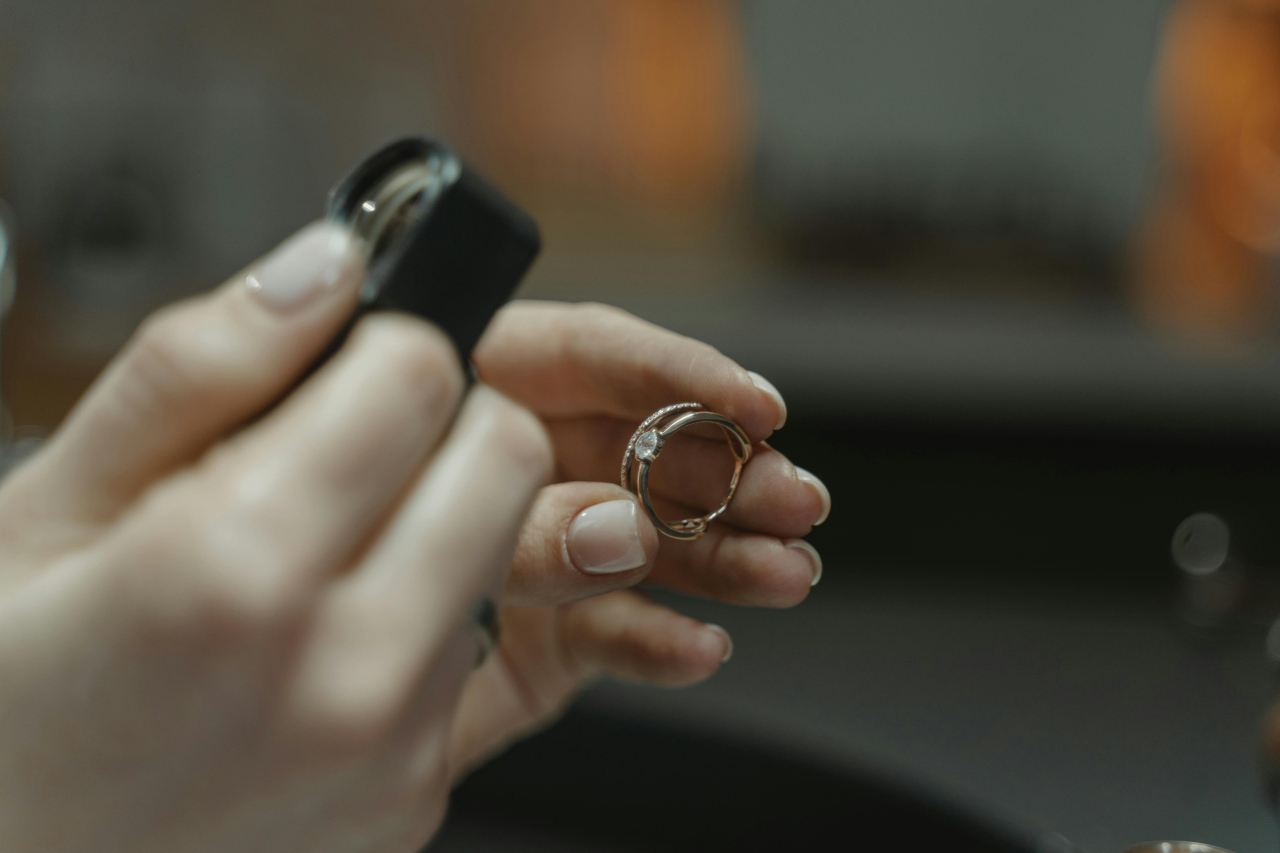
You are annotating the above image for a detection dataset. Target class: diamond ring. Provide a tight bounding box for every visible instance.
[620,403,752,540]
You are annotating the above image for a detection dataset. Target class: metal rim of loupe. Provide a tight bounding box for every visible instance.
[346,161,441,257]
[327,137,461,261]
[1121,843,1236,853]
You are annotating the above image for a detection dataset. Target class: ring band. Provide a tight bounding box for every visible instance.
[621,403,752,540]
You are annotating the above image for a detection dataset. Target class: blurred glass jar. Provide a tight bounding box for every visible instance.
[1133,0,1280,350]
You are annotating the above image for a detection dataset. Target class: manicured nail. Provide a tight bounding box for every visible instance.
[245,222,362,312]
[747,371,787,430]
[568,499,648,575]
[794,466,830,526]
[706,624,733,663]
[786,538,823,587]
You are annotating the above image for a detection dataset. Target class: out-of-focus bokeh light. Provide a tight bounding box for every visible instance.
[430,0,750,218]
[1135,0,1280,349]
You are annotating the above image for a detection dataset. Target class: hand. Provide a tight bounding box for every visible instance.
[0,223,553,852]
[447,301,831,775]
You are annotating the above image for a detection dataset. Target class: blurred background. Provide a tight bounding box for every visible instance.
[4,0,1280,850]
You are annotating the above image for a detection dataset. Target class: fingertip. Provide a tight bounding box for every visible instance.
[743,536,818,608]
[655,621,731,687]
[785,538,823,587]
[704,623,734,663]
[568,496,655,576]
[793,467,831,527]
[242,221,366,313]
[747,371,787,431]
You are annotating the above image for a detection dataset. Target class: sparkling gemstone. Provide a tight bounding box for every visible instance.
[635,430,660,461]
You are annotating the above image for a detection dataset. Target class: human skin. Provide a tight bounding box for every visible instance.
[0,222,828,852]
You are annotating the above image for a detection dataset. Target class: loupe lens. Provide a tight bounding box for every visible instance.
[347,159,448,260]
[327,139,460,263]
[324,136,540,359]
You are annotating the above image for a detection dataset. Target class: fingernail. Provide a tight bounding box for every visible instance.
[245,222,362,312]
[786,538,823,587]
[794,466,830,526]
[747,371,787,430]
[568,499,648,575]
[706,624,733,663]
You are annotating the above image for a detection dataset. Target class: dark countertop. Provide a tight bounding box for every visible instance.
[586,579,1278,852]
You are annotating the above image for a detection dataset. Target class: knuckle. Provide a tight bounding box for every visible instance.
[574,301,633,327]
[120,477,312,646]
[123,297,254,416]
[485,395,554,483]
[356,315,464,410]
[125,302,204,400]
[295,669,410,758]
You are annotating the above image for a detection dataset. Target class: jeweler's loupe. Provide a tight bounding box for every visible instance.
[326,137,540,360]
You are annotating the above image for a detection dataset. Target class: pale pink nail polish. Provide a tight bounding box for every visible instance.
[747,371,787,430]
[786,538,823,587]
[568,500,648,574]
[245,222,362,312]
[794,466,831,526]
[706,624,733,663]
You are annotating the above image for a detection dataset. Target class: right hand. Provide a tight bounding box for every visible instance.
[0,222,552,853]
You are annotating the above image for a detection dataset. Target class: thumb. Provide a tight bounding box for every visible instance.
[506,482,659,607]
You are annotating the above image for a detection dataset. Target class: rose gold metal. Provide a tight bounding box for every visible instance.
[621,404,752,541]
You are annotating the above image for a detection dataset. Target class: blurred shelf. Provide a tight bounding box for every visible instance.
[529,278,1280,434]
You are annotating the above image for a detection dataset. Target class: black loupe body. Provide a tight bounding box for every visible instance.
[327,137,541,360]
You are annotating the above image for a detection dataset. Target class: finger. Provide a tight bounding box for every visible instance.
[104,314,465,622]
[474,301,786,442]
[31,222,366,522]
[290,386,552,729]
[547,416,829,538]
[506,483,660,607]
[646,520,822,607]
[447,591,730,777]
[558,590,732,685]
[314,623,476,853]
[645,441,827,537]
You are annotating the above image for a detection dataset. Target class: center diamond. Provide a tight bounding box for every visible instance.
[635,430,660,461]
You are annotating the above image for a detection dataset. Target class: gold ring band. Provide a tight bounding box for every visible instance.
[620,404,752,540]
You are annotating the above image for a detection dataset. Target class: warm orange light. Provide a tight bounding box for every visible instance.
[447,0,750,218]
[1134,0,1280,346]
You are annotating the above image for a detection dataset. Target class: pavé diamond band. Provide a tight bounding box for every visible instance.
[620,403,752,541]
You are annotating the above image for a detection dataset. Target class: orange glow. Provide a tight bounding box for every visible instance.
[450,0,749,217]
[1135,0,1280,345]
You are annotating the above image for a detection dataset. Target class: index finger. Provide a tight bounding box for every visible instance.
[21,222,365,523]
[472,301,786,443]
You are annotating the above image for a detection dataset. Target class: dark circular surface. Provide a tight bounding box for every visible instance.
[432,707,1043,852]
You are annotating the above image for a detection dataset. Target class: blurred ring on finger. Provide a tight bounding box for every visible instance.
[621,403,751,541]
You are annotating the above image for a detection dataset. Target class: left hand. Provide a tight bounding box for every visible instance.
[448,300,830,777]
